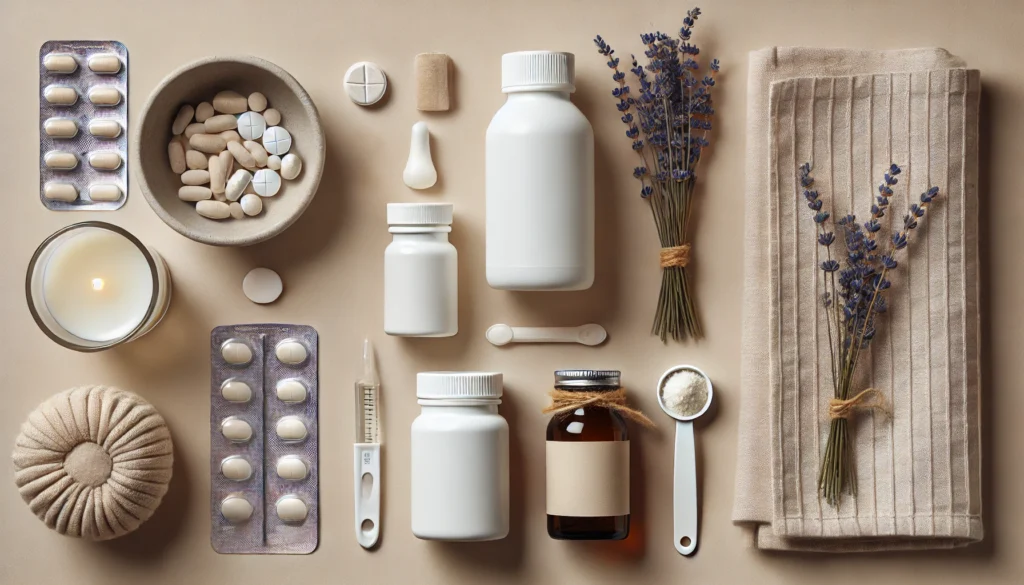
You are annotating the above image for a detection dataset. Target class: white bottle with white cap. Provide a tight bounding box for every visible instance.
[384,203,458,337]
[485,51,595,291]
[411,372,508,541]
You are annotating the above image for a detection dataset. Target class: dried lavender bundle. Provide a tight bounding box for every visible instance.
[595,7,719,342]
[799,162,940,506]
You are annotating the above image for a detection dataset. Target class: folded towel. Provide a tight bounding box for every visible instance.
[734,47,982,552]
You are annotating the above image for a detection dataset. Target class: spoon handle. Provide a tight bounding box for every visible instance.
[673,420,698,555]
[509,326,586,343]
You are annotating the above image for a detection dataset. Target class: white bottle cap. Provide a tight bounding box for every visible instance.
[501,51,575,94]
[417,372,503,399]
[387,202,453,226]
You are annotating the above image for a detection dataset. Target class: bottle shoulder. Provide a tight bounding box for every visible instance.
[487,95,593,136]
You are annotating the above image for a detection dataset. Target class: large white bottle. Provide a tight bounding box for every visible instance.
[485,51,595,291]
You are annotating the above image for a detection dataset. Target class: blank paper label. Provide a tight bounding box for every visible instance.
[546,440,629,517]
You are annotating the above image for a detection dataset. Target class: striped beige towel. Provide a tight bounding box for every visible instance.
[734,47,982,552]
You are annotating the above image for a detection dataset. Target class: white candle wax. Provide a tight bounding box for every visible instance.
[42,228,154,342]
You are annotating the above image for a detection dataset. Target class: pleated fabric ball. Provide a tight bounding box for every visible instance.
[12,385,174,540]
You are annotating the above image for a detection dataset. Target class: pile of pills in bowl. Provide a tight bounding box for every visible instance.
[166,91,303,220]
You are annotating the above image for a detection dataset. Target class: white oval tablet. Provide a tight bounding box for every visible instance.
[44,85,77,105]
[88,86,121,106]
[252,169,281,197]
[344,61,388,106]
[242,267,283,304]
[261,126,292,155]
[88,184,121,202]
[240,193,263,216]
[44,151,77,170]
[275,339,308,365]
[43,53,77,73]
[221,496,254,523]
[276,495,308,522]
[281,153,302,180]
[221,379,252,402]
[221,417,253,442]
[88,151,122,170]
[221,339,253,365]
[237,111,267,141]
[276,455,308,480]
[220,456,253,481]
[276,379,307,403]
[43,182,77,202]
[88,119,122,138]
[275,416,307,441]
[44,118,77,138]
[88,53,121,74]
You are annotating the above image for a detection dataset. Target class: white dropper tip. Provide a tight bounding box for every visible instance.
[403,121,438,189]
[362,338,379,386]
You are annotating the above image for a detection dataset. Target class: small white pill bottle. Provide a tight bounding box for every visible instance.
[384,203,458,337]
[411,372,509,541]
[485,51,595,291]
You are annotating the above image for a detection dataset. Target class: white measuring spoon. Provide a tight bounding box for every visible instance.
[657,365,713,556]
[485,323,607,347]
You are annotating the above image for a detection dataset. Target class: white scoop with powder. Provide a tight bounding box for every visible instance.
[657,365,713,556]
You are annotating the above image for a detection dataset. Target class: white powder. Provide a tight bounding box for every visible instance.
[660,369,709,417]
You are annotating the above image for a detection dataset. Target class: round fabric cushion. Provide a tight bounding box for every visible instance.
[12,385,174,541]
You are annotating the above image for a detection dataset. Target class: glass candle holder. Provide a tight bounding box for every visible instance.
[26,222,172,351]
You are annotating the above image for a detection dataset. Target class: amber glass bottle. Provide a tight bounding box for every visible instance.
[546,370,629,540]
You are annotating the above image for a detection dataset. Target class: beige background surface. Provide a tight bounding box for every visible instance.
[0,0,1018,583]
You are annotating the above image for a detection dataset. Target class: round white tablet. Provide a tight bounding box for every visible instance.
[242,267,283,304]
[237,111,266,141]
[261,126,292,155]
[252,168,281,197]
[344,61,388,106]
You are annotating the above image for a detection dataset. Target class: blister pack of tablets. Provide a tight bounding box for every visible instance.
[210,324,319,554]
[38,40,128,210]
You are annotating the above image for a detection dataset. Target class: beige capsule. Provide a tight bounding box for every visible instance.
[195,101,214,123]
[87,53,121,74]
[263,108,281,126]
[88,184,121,201]
[220,130,242,144]
[88,119,121,138]
[179,185,212,202]
[43,118,77,138]
[248,92,268,112]
[44,151,78,170]
[209,155,226,194]
[213,90,248,114]
[185,150,208,170]
[229,202,245,219]
[43,182,78,202]
[190,133,226,154]
[197,199,231,219]
[181,169,211,186]
[184,122,206,139]
[171,104,194,136]
[43,53,77,73]
[168,139,186,174]
[227,140,256,168]
[244,140,269,167]
[43,85,77,105]
[205,114,237,133]
[88,86,121,106]
[88,151,122,170]
[220,150,234,177]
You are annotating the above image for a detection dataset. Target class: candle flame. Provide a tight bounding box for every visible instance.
[91,278,104,291]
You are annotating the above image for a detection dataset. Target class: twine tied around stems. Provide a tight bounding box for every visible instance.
[828,388,890,420]
[543,388,656,428]
[659,244,691,268]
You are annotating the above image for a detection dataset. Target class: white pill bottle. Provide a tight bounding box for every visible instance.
[384,203,458,337]
[485,51,595,291]
[411,372,509,541]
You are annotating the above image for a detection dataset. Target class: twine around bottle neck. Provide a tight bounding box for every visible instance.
[543,388,655,428]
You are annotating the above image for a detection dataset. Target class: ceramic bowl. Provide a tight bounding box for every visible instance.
[134,56,325,246]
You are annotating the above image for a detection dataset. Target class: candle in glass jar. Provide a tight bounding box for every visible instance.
[41,228,154,342]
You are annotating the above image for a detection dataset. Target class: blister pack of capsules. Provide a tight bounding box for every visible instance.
[210,324,319,554]
[38,40,128,210]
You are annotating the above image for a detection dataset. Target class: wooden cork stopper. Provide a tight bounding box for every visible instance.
[415,53,451,112]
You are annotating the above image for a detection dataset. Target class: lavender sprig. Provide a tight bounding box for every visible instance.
[799,161,940,506]
[595,7,719,341]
